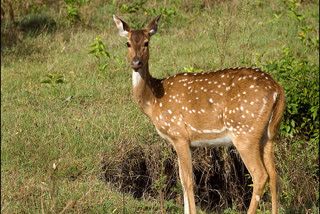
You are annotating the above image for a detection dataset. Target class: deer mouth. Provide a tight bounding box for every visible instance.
[131,64,142,70]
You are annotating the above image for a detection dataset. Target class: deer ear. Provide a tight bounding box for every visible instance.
[113,15,131,38]
[146,13,162,36]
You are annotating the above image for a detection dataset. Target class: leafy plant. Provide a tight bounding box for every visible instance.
[223,205,238,214]
[88,36,111,71]
[62,0,90,24]
[117,1,182,29]
[183,66,202,73]
[41,73,65,87]
[148,7,179,20]
[298,25,319,49]
[88,36,123,71]
[119,1,145,14]
[264,47,319,140]
[63,4,80,24]
[285,0,305,22]
[148,6,181,28]
[283,0,319,49]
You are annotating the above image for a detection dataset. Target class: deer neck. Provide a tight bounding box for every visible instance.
[132,63,156,117]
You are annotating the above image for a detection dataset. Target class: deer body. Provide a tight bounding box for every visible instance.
[113,14,285,214]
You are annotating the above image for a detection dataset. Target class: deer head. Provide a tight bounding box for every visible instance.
[113,14,162,72]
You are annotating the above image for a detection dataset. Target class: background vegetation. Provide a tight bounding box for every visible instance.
[1,0,319,213]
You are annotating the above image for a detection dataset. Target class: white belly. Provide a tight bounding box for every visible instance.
[190,134,233,147]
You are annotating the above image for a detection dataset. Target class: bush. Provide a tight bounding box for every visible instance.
[264,47,319,140]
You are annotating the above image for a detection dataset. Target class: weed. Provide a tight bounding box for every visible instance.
[183,66,203,73]
[88,36,124,71]
[88,36,111,71]
[62,0,90,24]
[284,0,319,50]
[119,1,145,14]
[41,73,65,87]
[211,17,235,67]
[223,205,238,214]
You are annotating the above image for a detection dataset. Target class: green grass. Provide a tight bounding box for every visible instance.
[1,0,319,213]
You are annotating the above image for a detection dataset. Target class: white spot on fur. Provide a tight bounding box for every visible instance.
[273,92,278,101]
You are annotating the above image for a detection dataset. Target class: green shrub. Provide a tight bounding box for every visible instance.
[62,0,90,24]
[88,36,124,71]
[264,47,319,140]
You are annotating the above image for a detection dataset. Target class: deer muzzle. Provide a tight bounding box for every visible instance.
[131,56,143,70]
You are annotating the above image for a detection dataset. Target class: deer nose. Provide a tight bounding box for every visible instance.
[131,56,142,69]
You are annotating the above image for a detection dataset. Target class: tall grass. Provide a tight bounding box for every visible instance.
[1,0,319,213]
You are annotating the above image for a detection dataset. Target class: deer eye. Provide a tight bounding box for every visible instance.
[126,42,131,48]
[144,42,149,47]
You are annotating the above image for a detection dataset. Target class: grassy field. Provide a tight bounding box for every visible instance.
[1,0,319,213]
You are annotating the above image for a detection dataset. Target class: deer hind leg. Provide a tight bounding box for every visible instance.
[262,139,278,214]
[234,140,268,214]
[174,140,196,214]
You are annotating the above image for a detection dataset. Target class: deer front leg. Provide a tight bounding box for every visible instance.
[174,140,196,214]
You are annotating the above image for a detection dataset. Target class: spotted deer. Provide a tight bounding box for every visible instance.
[113,14,285,214]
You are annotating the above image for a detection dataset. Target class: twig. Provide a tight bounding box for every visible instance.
[123,191,126,214]
[59,200,73,214]
[41,187,45,214]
